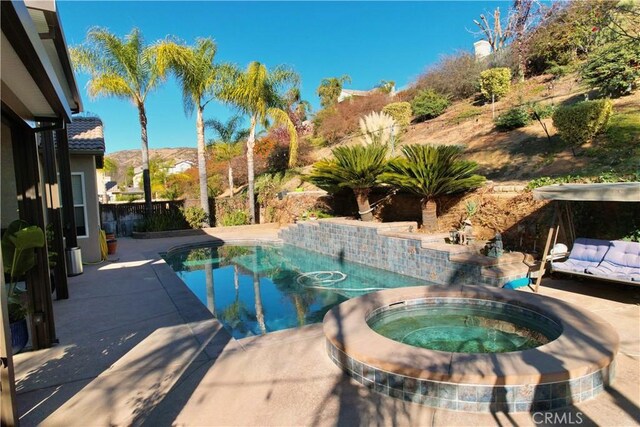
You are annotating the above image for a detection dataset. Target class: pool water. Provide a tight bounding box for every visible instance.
[163,244,431,339]
[369,301,557,353]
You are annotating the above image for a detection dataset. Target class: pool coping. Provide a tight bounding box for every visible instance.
[323,285,619,386]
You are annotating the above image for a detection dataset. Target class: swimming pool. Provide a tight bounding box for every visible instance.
[163,244,432,339]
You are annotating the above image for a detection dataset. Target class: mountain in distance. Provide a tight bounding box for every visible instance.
[105,147,197,182]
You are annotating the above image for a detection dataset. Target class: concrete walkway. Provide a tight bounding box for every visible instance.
[13,225,640,426]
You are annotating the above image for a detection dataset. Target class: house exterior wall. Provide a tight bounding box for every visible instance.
[1,122,19,226]
[70,154,101,262]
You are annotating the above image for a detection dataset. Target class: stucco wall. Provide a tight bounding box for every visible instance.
[70,155,101,262]
[1,122,19,226]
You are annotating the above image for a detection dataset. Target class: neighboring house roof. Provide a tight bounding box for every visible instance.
[105,181,118,192]
[341,89,372,97]
[67,116,105,154]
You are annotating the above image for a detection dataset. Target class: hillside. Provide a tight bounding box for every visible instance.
[310,73,640,185]
[106,147,197,182]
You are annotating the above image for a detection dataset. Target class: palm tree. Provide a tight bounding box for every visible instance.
[380,145,485,232]
[156,38,233,224]
[284,87,312,122]
[71,28,166,214]
[307,144,388,221]
[317,75,351,109]
[206,115,248,197]
[219,62,299,223]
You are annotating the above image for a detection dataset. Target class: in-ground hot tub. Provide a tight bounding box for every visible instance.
[323,285,619,413]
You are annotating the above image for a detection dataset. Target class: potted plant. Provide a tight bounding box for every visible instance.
[2,220,45,353]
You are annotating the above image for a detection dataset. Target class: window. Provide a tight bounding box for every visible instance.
[71,172,89,238]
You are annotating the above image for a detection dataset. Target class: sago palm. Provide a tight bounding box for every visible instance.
[206,115,248,197]
[70,27,165,214]
[155,38,234,224]
[219,62,299,224]
[380,144,485,232]
[307,143,388,221]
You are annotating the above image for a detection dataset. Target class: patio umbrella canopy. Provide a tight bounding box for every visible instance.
[533,182,640,202]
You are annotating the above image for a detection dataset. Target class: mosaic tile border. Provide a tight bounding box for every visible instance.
[326,338,615,413]
[279,220,528,287]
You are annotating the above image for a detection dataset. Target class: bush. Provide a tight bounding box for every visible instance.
[527,103,554,120]
[552,100,613,147]
[314,93,389,144]
[480,68,511,101]
[411,90,449,122]
[382,102,412,131]
[582,40,640,97]
[220,210,249,226]
[495,107,532,130]
[138,210,189,232]
[181,206,209,228]
[407,52,484,100]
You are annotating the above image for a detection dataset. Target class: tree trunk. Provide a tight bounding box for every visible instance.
[247,115,257,224]
[252,252,266,335]
[138,103,152,215]
[228,162,234,197]
[205,262,216,317]
[353,188,373,221]
[421,198,438,232]
[196,105,210,225]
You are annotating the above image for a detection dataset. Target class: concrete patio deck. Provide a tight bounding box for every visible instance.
[13,224,640,426]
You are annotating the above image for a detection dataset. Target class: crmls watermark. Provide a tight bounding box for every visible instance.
[533,411,584,425]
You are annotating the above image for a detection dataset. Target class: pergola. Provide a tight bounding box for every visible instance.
[531,182,640,291]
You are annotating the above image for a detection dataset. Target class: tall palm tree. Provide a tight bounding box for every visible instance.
[219,62,299,223]
[284,87,312,122]
[380,145,485,232]
[71,28,165,214]
[156,38,233,224]
[317,74,351,109]
[307,143,388,221]
[206,115,248,197]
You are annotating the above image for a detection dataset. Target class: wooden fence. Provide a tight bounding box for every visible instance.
[100,201,185,237]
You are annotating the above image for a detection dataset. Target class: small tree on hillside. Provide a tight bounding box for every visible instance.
[582,40,640,97]
[480,68,512,117]
[317,75,351,109]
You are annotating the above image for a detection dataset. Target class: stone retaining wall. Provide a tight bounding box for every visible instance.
[278,218,529,287]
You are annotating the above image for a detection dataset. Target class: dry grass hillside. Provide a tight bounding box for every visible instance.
[310,73,639,185]
[106,147,196,182]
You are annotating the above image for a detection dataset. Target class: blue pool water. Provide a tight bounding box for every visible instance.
[164,244,431,339]
[368,301,559,353]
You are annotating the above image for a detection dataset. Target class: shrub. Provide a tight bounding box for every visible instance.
[407,52,484,100]
[480,68,511,101]
[359,111,397,146]
[552,100,613,147]
[220,210,249,226]
[411,89,449,122]
[138,210,189,232]
[382,102,412,131]
[527,103,554,120]
[582,40,640,97]
[181,206,209,229]
[448,107,483,125]
[314,93,389,144]
[495,107,532,130]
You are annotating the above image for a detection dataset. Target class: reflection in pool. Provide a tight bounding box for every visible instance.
[164,244,432,339]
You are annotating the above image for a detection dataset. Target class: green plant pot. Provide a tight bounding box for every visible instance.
[10,317,28,354]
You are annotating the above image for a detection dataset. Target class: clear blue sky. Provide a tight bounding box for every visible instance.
[59,1,498,154]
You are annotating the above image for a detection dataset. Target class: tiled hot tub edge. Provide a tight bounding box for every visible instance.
[326,339,615,413]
